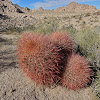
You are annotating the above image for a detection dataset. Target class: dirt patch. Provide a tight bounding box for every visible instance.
[0,68,97,100]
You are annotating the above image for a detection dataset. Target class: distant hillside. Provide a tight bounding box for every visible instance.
[0,0,31,14]
[0,0,98,14]
[0,0,100,32]
[56,1,97,12]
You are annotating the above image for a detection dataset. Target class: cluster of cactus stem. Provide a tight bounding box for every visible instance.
[17,32,93,90]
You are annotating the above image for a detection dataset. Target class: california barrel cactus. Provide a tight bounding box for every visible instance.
[50,32,73,55]
[60,53,93,90]
[17,31,93,89]
[17,32,66,86]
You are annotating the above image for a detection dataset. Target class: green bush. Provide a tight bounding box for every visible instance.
[59,25,77,36]
[35,20,58,35]
[95,71,100,98]
[7,27,22,34]
[22,25,35,31]
[21,20,58,35]
[74,28,100,67]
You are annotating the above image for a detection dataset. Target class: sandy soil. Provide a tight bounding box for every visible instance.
[0,34,98,100]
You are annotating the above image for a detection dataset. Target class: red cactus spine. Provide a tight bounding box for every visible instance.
[50,32,73,55]
[17,32,66,86]
[60,53,92,90]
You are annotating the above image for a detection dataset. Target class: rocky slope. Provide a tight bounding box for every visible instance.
[56,1,97,12]
[0,0,23,14]
[0,0,100,32]
[0,0,38,31]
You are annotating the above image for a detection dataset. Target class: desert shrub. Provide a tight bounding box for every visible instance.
[82,21,86,25]
[74,28,100,67]
[60,53,93,90]
[17,32,66,86]
[94,71,100,98]
[59,25,77,36]
[34,20,58,35]
[21,20,58,35]
[0,37,13,45]
[7,27,22,33]
[73,27,100,97]
[0,37,7,42]
[0,26,23,34]
[93,11,100,16]
[22,25,35,31]
[72,14,83,19]
[95,26,100,34]
[85,13,91,17]
[62,16,69,20]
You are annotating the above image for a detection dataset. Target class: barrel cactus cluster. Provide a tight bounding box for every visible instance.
[17,32,93,90]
